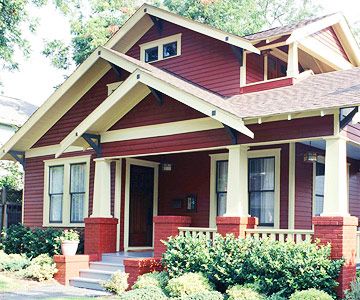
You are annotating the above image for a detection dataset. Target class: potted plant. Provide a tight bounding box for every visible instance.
[57,229,80,256]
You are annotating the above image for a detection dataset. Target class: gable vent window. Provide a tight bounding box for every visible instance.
[140,33,182,63]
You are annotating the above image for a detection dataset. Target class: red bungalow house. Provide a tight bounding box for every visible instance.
[2,4,360,295]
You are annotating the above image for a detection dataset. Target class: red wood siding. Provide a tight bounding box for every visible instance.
[23,151,96,227]
[110,95,205,130]
[343,123,360,144]
[246,53,264,84]
[126,21,241,97]
[311,27,349,61]
[240,77,294,94]
[33,70,120,148]
[294,143,314,229]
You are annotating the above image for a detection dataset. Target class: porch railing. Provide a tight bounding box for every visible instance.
[178,227,217,241]
[245,229,314,243]
[357,231,360,263]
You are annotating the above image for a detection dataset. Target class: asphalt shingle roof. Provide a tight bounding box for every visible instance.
[0,96,37,127]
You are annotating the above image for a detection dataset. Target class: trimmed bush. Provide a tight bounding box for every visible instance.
[162,233,212,277]
[226,285,265,300]
[120,287,168,300]
[163,234,342,297]
[165,272,214,298]
[180,291,224,300]
[0,251,30,271]
[101,271,128,295]
[20,254,57,281]
[133,271,169,290]
[266,293,287,300]
[289,289,333,300]
[344,279,360,300]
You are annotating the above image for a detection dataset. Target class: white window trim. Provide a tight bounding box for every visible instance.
[312,155,350,217]
[209,148,281,229]
[43,155,90,227]
[107,81,123,96]
[140,33,182,63]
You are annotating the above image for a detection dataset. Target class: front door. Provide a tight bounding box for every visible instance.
[129,164,154,247]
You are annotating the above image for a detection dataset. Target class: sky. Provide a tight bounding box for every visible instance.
[1,0,360,107]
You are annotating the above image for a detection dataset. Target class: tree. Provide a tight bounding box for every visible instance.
[0,0,45,71]
[43,0,321,70]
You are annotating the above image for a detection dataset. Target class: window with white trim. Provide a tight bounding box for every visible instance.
[140,34,182,63]
[216,160,228,216]
[43,156,90,227]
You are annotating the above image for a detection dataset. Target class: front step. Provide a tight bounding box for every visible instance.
[80,269,115,280]
[69,277,105,291]
[90,261,125,272]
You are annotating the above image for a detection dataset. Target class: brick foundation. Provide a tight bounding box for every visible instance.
[84,217,118,261]
[216,216,258,238]
[54,255,89,285]
[124,257,163,287]
[153,216,191,257]
[313,216,358,298]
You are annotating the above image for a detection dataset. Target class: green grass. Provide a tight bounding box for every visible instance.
[0,273,22,292]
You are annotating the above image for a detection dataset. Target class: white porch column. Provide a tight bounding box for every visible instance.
[322,137,349,216]
[225,145,248,216]
[91,159,112,218]
[287,42,299,77]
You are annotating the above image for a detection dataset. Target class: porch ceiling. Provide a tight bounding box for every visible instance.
[301,140,360,160]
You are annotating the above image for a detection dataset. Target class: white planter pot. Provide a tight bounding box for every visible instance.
[61,240,79,256]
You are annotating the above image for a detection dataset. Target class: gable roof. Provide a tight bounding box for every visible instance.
[0,96,37,127]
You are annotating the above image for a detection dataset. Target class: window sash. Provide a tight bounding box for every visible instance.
[48,165,64,223]
[70,163,86,223]
[216,160,228,216]
[49,194,63,223]
[314,162,325,216]
[145,46,159,63]
[163,42,177,58]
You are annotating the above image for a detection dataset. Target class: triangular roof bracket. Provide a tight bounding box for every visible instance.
[149,15,163,35]
[9,150,25,168]
[223,124,238,144]
[82,133,102,156]
[340,106,359,129]
[110,63,123,80]
[231,46,244,66]
[148,86,164,105]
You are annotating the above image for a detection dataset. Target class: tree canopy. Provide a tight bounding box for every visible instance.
[43,0,322,70]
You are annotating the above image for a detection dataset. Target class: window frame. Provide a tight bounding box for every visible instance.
[48,165,64,224]
[215,160,228,217]
[43,155,90,227]
[140,33,182,63]
[69,162,87,224]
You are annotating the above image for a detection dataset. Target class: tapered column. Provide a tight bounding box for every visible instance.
[91,159,112,217]
[322,137,348,216]
[287,42,299,77]
[225,145,248,216]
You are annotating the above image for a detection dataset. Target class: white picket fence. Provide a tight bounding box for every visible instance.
[178,227,217,241]
[245,228,314,243]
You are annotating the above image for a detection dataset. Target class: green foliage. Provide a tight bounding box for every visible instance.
[162,234,212,277]
[101,271,128,295]
[162,234,342,298]
[165,272,214,298]
[1,224,63,257]
[226,285,265,300]
[120,286,168,300]
[344,279,360,300]
[0,251,30,271]
[265,293,287,300]
[133,271,169,290]
[56,229,80,242]
[20,254,57,281]
[0,161,23,191]
[289,289,333,300]
[179,291,224,300]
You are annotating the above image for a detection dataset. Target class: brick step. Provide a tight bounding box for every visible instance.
[69,277,106,291]
[79,269,115,281]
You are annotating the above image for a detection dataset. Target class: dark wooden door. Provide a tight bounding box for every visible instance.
[129,165,154,247]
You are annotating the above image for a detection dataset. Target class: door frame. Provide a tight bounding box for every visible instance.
[124,158,159,251]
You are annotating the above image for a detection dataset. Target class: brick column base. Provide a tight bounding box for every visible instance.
[54,255,89,285]
[84,217,118,261]
[216,216,258,238]
[313,216,358,298]
[124,258,163,288]
[153,216,191,257]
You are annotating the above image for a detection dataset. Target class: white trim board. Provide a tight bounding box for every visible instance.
[124,158,159,251]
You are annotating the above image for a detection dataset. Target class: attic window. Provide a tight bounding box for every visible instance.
[140,33,182,63]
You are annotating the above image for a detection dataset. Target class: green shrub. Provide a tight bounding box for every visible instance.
[101,271,128,295]
[265,293,287,300]
[289,289,333,300]
[133,271,169,290]
[0,251,30,271]
[162,234,342,298]
[165,272,214,298]
[226,285,265,300]
[344,279,360,300]
[162,233,212,278]
[120,287,168,300]
[179,291,224,300]
[20,254,57,281]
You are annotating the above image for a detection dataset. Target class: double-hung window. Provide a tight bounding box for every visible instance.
[44,156,90,227]
[313,162,325,216]
[216,160,228,216]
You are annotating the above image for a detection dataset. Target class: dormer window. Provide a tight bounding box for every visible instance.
[140,33,182,63]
